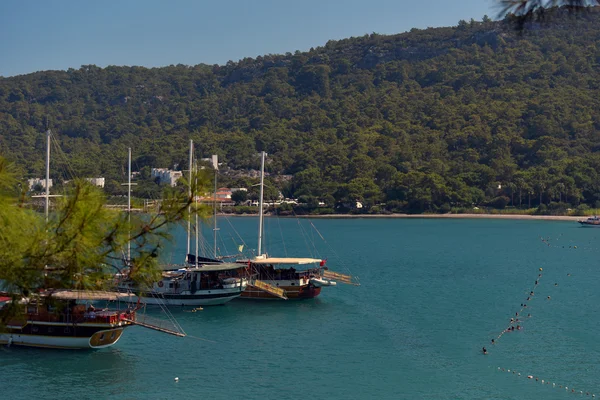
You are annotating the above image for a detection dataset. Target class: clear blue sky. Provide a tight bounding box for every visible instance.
[0,0,496,77]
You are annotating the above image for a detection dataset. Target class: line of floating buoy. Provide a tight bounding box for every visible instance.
[539,236,596,251]
[491,268,542,346]
[490,267,570,348]
[497,366,595,396]
[489,266,585,396]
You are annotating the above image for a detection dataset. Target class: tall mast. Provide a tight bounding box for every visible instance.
[45,129,51,222]
[120,148,137,264]
[186,140,193,262]
[194,159,199,268]
[257,151,265,256]
[212,155,218,258]
[127,147,132,263]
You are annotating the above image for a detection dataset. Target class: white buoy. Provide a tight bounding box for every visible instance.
[542,380,544,383]
[174,377,179,382]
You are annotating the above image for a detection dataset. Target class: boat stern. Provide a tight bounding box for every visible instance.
[89,328,125,349]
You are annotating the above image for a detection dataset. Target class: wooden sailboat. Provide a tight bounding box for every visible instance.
[0,131,185,349]
[0,290,140,349]
[239,152,358,300]
[117,141,247,306]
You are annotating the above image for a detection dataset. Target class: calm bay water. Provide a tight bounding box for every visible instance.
[2,217,600,399]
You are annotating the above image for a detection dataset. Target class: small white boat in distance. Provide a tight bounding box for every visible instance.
[578,216,600,227]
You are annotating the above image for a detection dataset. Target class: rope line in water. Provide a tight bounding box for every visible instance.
[539,236,599,252]
[492,270,542,345]
[497,366,595,396]
[485,263,591,394]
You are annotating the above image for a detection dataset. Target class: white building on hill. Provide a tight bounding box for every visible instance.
[28,178,53,191]
[85,177,105,188]
[151,168,183,187]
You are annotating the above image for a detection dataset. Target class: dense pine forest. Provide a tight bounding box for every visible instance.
[0,8,599,213]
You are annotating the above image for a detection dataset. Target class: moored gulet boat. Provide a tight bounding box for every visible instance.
[118,263,248,306]
[116,141,247,306]
[0,290,139,349]
[238,152,358,300]
[239,256,332,300]
[0,290,186,349]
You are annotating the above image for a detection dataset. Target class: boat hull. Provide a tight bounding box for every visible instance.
[127,288,243,306]
[241,283,321,300]
[0,322,127,349]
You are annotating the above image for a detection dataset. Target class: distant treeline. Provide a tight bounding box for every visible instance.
[1,7,599,213]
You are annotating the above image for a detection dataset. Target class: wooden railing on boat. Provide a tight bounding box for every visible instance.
[252,280,288,300]
[323,270,359,285]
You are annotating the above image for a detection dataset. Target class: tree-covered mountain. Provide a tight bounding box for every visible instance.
[1,7,599,213]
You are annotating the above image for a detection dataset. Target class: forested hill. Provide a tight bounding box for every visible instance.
[1,8,600,213]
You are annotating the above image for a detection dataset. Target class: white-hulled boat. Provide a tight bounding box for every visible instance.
[578,216,600,227]
[116,142,247,306]
[119,263,247,306]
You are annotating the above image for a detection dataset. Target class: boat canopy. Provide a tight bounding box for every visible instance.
[186,253,222,265]
[251,257,323,265]
[186,263,241,272]
[161,262,240,272]
[43,290,134,301]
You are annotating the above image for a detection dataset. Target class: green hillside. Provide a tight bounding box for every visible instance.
[1,8,599,213]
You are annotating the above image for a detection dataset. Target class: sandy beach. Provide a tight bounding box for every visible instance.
[226,213,584,221]
[302,213,584,221]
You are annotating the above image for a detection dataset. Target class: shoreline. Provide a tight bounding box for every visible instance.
[222,213,585,221]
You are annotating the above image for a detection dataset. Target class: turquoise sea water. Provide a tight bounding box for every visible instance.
[2,218,600,400]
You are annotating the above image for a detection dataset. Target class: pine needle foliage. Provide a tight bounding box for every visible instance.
[0,156,211,325]
[498,1,600,28]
